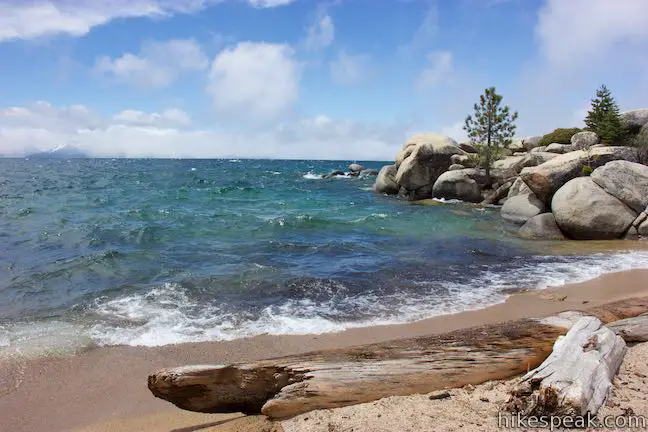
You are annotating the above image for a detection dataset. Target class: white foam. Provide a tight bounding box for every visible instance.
[352,213,389,223]
[303,172,323,180]
[430,197,464,204]
[0,250,640,350]
[0,321,91,358]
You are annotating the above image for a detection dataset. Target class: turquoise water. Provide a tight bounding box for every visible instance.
[1,158,647,352]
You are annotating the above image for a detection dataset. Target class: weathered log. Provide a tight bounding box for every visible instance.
[148,297,648,419]
[607,312,648,342]
[505,317,626,416]
[149,318,565,419]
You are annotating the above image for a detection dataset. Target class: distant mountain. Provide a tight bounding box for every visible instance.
[27,144,89,159]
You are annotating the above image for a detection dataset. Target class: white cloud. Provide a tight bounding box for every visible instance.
[0,101,103,131]
[504,0,648,137]
[0,102,406,160]
[0,1,224,43]
[329,50,371,85]
[96,39,208,88]
[536,0,648,65]
[113,108,191,127]
[416,50,454,89]
[247,0,296,7]
[0,0,296,43]
[207,42,301,121]
[303,11,335,50]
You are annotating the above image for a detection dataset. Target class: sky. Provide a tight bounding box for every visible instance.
[1,0,648,159]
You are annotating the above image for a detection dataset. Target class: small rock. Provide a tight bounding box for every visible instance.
[324,170,345,179]
[479,397,490,403]
[622,407,635,416]
[428,390,451,400]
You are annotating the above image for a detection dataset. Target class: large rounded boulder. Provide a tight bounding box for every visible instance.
[621,109,648,134]
[501,193,545,224]
[519,213,565,240]
[519,146,639,204]
[590,160,648,213]
[551,177,637,240]
[373,165,399,194]
[394,134,465,197]
[432,169,487,203]
[570,131,598,150]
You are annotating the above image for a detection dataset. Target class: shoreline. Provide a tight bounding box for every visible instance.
[2,268,648,431]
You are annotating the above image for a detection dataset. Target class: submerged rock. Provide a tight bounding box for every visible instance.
[551,177,636,240]
[359,168,379,178]
[323,170,345,179]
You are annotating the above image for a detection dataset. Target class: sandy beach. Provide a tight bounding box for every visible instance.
[2,268,648,432]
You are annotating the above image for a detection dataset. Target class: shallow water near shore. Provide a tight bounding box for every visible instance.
[1,158,648,354]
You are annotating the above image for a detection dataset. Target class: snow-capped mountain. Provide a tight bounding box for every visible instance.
[27,144,88,159]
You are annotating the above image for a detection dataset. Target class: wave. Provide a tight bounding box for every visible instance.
[303,172,323,180]
[302,172,355,180]
[83,250,648,347]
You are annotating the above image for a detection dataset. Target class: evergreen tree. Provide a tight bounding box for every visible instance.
[584,84,624,144]
[463,87,518,183]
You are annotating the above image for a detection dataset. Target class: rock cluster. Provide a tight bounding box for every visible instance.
[373,108,648,240]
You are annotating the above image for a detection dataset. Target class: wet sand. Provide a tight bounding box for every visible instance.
[2,269,648,432]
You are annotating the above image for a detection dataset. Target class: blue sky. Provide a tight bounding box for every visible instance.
[1,0,648,159]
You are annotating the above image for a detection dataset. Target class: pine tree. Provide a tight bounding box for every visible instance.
[464,87,518,183]
[584,84,624,144]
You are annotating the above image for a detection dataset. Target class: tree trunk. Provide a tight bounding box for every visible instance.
[148,297,648,420]
[505,317,626,416]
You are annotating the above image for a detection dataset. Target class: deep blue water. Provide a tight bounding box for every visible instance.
[1,158,647,352]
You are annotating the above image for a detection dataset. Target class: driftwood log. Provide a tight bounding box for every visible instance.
[607,312,648,342]
[148,297,648,419]
[505,317,626,416]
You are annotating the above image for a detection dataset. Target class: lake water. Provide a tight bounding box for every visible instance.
[1,158,647,354]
